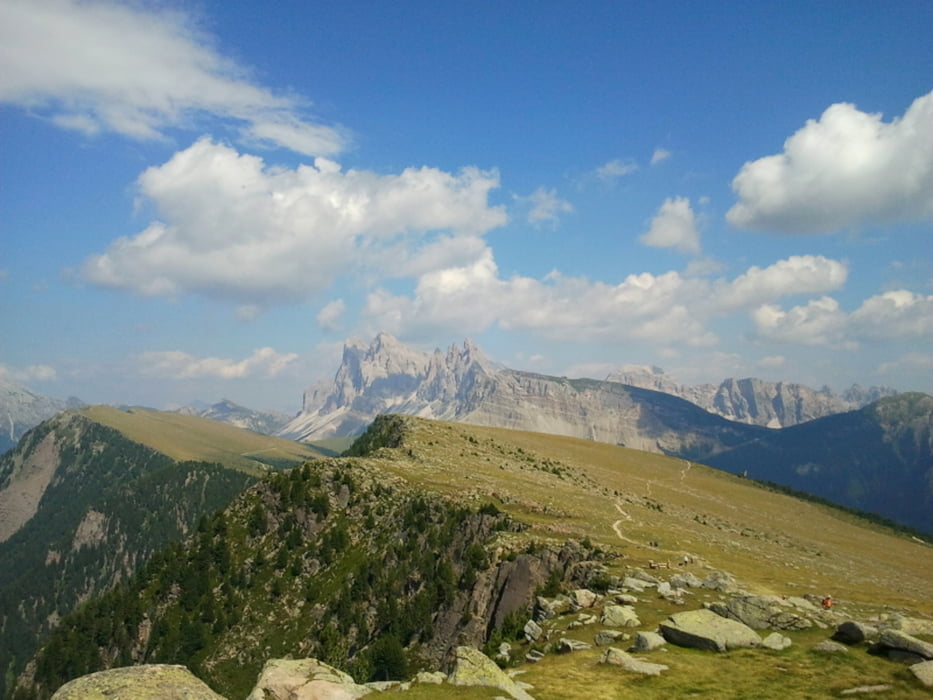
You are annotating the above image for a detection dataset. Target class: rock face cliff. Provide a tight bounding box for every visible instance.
[606,367,896,428]
[278,334,764,459]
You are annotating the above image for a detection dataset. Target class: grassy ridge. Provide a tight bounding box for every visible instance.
[80,406,324,472]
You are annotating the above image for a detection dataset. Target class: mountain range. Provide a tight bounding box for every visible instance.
[607,365,896,428]
[0,378,83,454]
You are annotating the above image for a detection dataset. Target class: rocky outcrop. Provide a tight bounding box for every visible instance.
[51,665,225,700]
[659,609,761,652]
[246,658,371,700]
[449,646,535,700]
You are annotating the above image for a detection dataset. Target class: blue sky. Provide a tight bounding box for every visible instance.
[1,0,932,412]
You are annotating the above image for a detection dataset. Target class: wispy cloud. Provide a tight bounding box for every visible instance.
[138,347,298,380]
[595,158,638,181]
[0,0,346,155]
[650,148,672,165]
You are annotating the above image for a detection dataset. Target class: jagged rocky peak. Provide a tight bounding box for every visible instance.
[279,334,495,441]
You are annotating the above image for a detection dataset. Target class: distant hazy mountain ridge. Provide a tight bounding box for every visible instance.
[0,378,83,453]
[606,366,896,428]
[173,398,291,435]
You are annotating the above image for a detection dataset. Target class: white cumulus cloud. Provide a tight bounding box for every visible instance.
[714,255,848,311]
[0,0,345,155]
[640,197,701,255]
[138,347,298,380]
[81,138,506,304]
[728,90,933,232]
[752,289,933,346]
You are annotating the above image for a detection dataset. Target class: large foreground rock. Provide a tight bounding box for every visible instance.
[708,594,812,630]
[449,646,534,700]
[52,665,226,700]
[660,609,761,652]
[246,658,371,700]
[877,630,933,660]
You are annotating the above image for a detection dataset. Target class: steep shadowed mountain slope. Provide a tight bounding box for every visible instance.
[0,408,321,698]
[705,393,933,533]
[172,399,291,436]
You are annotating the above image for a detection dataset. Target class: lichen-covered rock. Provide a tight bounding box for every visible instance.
[569,588,598,609]
[659,609,761,652]
[878,629,933,660]
[600,604,640,627]
[910,660,933,688]
[51,665,226,700]
[761,632,792,650]
[812,640,849,654]
[246,658,371,700]
[669,572,704,589]
[599,648,669,676]
[524,619,543,642]
[708,594,812,631]
[594,630,626,646]
[449,647,534,700]
[632,631,667,652]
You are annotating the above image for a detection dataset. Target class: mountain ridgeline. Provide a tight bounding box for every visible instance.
[0,409,322,699]
[278,333,769,459]
[18,416,596,699]
[0,379,83,454]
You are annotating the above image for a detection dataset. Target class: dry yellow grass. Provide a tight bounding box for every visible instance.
[354,417,933,699]
[79,405,324,473]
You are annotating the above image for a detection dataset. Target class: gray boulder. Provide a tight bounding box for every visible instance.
[701,570,738,592]
[669,572,704,589]
[761,632,792,650]
[615,593,638,605]
[594,630,626,646]
[449,647,534,700]
[812,640,849,654]
[708,594,812,631]
[911,660,933,688]
[599,648,669,676]
[632,631,667,652]
[878,629,933,660]
[246,658,371,700]
[558,637,593,653]
[833,620,878,645]
[523,619,543,642]
[600,604,640,628]
[569,588,598,609]
[52,665,227,700]
[659,609,761,652]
